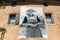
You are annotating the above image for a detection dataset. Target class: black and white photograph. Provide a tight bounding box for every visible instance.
[19,6,48,38]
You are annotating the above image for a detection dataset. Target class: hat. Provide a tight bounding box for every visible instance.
[27,9,37,13]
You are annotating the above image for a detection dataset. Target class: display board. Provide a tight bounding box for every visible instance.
[19,6,48,38]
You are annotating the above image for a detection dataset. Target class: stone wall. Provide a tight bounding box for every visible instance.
[0,4,60,40]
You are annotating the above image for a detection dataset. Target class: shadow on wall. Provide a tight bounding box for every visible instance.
[0,28,6,40]
[0,0,60,8]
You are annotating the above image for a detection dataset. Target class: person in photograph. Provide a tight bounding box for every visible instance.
[20,9,45,38]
